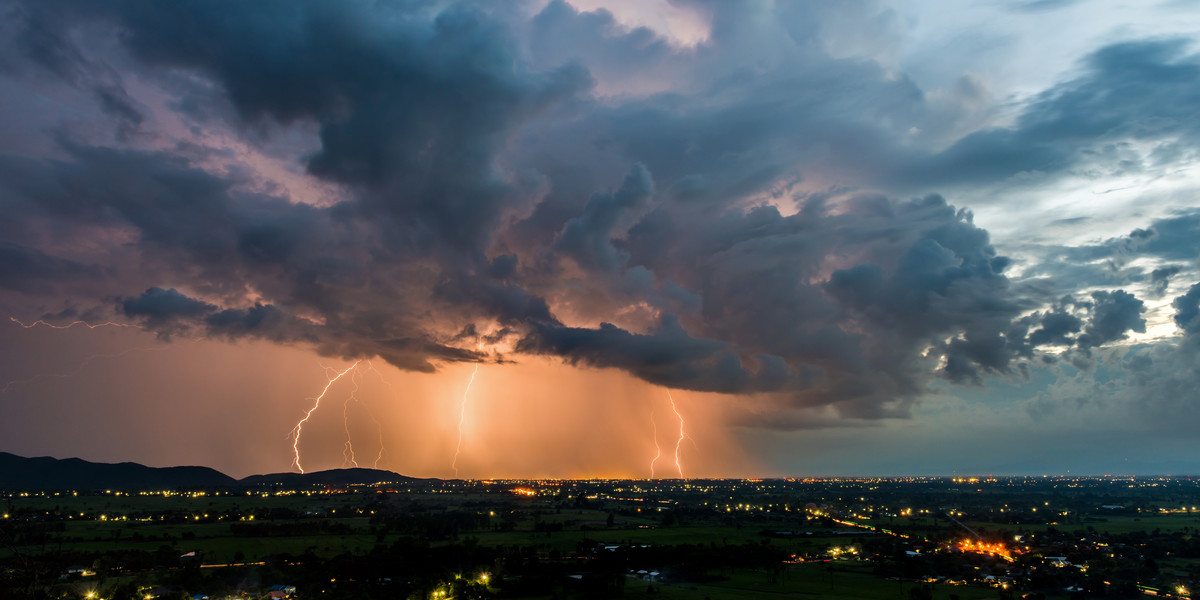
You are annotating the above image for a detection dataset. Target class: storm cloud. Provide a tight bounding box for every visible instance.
[0,0,1196,433]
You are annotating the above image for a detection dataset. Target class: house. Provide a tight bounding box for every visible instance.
[266,585,296,599]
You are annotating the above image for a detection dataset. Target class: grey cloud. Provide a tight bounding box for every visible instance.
[1025,211,1200,306]
[1027,310,1083,347]
[205,304,316,344]
[1150,265,1183,297]
[903,39,1200,189]
[528,0,675,87]
[433,275,558,328]
[1077,290,1146,349]
[484,254,519,281]
[1173,283,1200,337]
[1129,212,1200,260]
[552,163,653,272]
[0,242,106,294]
[92,82,145,139]
[121,287,215,324]
[517,315,804,394]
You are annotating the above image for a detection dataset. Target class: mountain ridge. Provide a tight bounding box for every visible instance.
[0,452,427,490]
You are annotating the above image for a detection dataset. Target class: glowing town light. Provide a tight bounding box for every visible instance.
[667,390,688,479]
[290,361,360,473]
[451,362,480,478]
[649,408,663,478]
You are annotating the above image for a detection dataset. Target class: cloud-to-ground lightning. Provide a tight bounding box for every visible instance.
[649,409,662,478]
[667,390,690,479]
[451,361,481,478]
[336,362,389,469]
[361,361,394,469]
[290,361,359,474]
[340,367,364,468]
[365,402,386,469]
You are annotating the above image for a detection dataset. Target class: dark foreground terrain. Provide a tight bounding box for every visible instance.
[3,464,1199,599]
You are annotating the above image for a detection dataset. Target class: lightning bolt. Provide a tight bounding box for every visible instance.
[649,409,662,478]
[290,361,359,474]
[335,363,389,469]
[368,408,385,469]
[340,368,363,468]
[451,362,480,478]
[10,317,130,330]
[667,390,689,480]
[361,362,393,469]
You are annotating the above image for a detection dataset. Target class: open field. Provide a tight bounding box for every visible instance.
[5,477,1199,599]
[620,564,1037,600]
[965,513,1200,536]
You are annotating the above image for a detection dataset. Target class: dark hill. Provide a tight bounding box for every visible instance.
[239,467,422,487]
[0,452,236,490]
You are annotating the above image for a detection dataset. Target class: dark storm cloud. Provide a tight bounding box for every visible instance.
[9,0,591,256]
[433,275,558,327]
[1027,309,1083,348]
[552,164,653,272]
[0,141,241,257]
[1077,290,1146,349]
[580,190,1035,413]
[0,0,1185,425]
[205,304,315,344]
[518,316,801,394]
[0,242,106,293]
[121,287,215,322]
[1173,283,1200,337]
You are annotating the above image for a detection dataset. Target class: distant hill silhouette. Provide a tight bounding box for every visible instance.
[240,467,423,487]
[0,452,429,490]
[0,452,235,490]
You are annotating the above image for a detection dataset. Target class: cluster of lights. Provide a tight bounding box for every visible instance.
[957,539,1016,562]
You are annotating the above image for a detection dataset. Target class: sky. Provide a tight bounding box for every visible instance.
[1,0,1199,479]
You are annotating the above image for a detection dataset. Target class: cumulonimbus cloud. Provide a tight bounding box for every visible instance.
[1,0,1198,427]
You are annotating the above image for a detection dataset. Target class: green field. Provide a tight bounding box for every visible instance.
[964,513,1200,536]
[615,564,1046,600]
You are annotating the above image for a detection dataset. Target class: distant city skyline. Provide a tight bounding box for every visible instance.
[1,0,1199,479]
